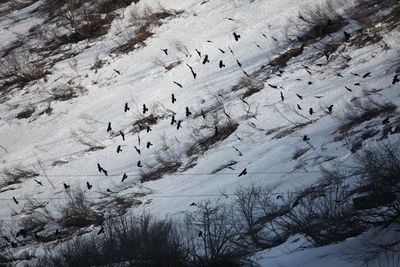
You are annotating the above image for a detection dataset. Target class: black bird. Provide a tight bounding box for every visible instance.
[63,183,70,189]
[297,104,302,110]
[186,107,192,117]
[137,160,143,168]
[219,60,225,68]
[198,231,203,237]
[161,48,168,55]
[363,72,371,78]
[55,229,59,236]
[268,83,277,89]
[107,122,112,132]
[233,32,241,41]
[146,142,153,149]
[392,74,399,85]
[242,70,250,77]
[228,46,235,55]
[343,31,351,41]
[97,163,103,172]
[86,181,92,190]
[173,81,183,88]
[120,131,125,141]
[303,135,310,141]
[97,227,105,235]
[16,229,26,238]
[308,81,313,85]
[345,86,352,92]
[138,135,141,145]
[103,169,108,176]
[280,91,285,101]
[202,55,209,64]
[176,120,182,130]
[146,126,152,133]
[171,93,176,103]
[238,168,247,177]
[261,32,268,39]
[218,48,225,53]
[226,17,234,21]
[195,49,201,57]
[134,146,141,155]
[113,69,121,75]
[276,195,283,200]
[13,197,18,204]
[107,188,111,193]
[121,173,128,182]
[354,83,361,86]
[143,104,148,114]
[124,102,130,112]
[382,117,390,124]
[207,40,213,43]
[255,42,262,49]
[236,59,242,68]
[34,179,43,186]
[171,115,177,125]
[309,108,314,115]
[271,36,278,42]
[296,94,303,100]
[117,145,122,153]
[201,110,206,119]
[328,105,333,113]
[351,72,360,77]
[186,64,197,79]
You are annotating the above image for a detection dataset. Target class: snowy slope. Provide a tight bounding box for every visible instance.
[0,0,400,265]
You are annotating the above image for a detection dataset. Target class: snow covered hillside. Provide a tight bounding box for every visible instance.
[0,0,400,266]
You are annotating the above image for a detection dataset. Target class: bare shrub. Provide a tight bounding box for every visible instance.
[71,131,105,152]
[34,213,187,267]
[183,200,254,266]
[16,106,36,119]
[297,0,346,45]
[57,188,103,228]
[46,84,87,102]
[0,53,49,90]
[235,77,264,98]
[339,99,397,133]
[282,171,365,247]
[232,184,289,250]
[268,45,304,68]
[292,147,311,160]
[0,166,39,187]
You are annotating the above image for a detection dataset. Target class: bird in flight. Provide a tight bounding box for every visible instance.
[238,168,247,177]
[134,146,141,155]
[124,103,130,112]
[107,122,112,132]
[86,181,92,190]
[34,179,43,186]
[233,32,241,41]
[171,93,176,103]
[202,55,209,64]
[120,131,125,141]
[121,173,128,182]
[173,81,183,88]
[219,60,225,68]
[143,104,148,114]
[161,48,168,55]
[117,145,122,153]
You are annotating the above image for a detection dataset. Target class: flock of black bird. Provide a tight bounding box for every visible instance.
[5,15,400,248]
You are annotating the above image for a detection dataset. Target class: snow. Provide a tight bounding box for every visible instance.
[0,0,399,265]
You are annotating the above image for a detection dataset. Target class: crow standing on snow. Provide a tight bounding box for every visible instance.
[185,107,192,117]
[107,122,112,132]
[202,55,209,64]
[303,135,310,141]
[171,93,176,104]
[233,32,241,41]
[219,60,225,68]
[137,161,143,168]
[328,105,333,113]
